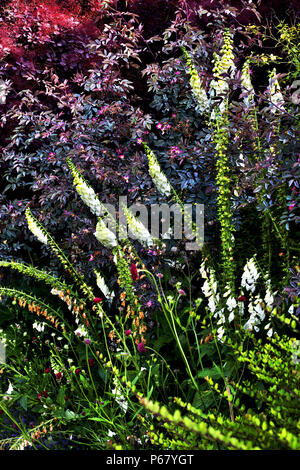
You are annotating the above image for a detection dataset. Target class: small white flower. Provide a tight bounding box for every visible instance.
[241,258,259,292]
[201,279,211,297]
[264,287,274,308]
[74,325,88,338]
[200,262,208,278]
[112,378,128,413]
[216,326,225,340]
[226,297,237,311]
[228,311,235,323]
[208,296,216,313]
[33,322,45,332]
[6,382,13,395]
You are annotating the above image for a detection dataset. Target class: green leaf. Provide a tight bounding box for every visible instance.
[192,390,215,410]
[196,367,223,380]
[19,395,27,411]
[64,409,77,420]
[56,387,66,407]
[153,335,173,353]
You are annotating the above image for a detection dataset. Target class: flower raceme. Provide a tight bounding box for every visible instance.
[268,68,285,113]
[95,270,115,300]
[123,206,153,247]
[25,208,48,246]
[209,29,236,117]
[181,47,209,114]
[94,218,117,249]
[241,59,255,107]
[66,158,106,217]
[241,258,260,293]
[143,144,171,196]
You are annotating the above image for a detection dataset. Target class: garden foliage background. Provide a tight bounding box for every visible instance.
[0,0,299,451]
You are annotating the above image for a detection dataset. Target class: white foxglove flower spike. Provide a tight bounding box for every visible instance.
[94,218,117,249]
[95,270,115,300]
[144,144,172,196]
[66,158,106,217]
[26,208,48,246]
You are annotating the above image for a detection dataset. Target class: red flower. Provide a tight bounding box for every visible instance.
[37,393,42,401]
[125,329,132,336]
[55,372,62,380]
[44,368,51,374]
[43,390,48,398]
[137,342,146,354]
[93,297,102,303]
[75,368,81,376]
[88,359,94,367]
[130,263,139,281]
[0,410,3,415]
[238,295,247,302]
[64,395,69,402]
